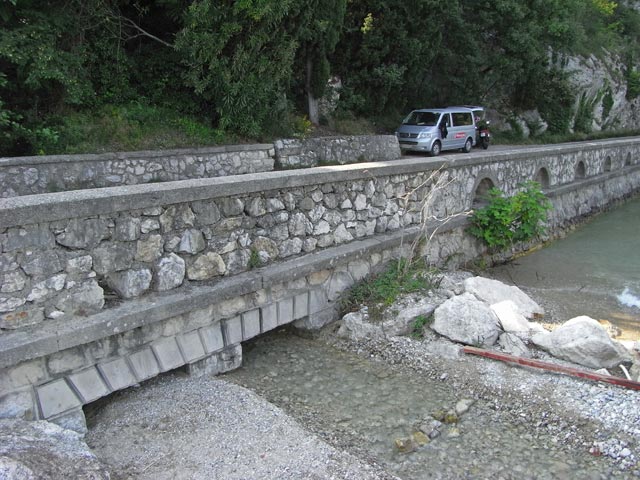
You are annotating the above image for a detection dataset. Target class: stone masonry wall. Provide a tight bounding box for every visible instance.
[274,135,401,168]
[1,137,639,430]
[0,144,276,198]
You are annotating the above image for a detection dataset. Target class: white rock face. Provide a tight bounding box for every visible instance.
[490,300,546,340]
[431,293,501,347]
[531,316,632,369]
[464,277,544,319]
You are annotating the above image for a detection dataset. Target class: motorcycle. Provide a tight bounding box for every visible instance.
[476,119,491,150]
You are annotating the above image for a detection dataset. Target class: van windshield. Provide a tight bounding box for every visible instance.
[402,111,439,126]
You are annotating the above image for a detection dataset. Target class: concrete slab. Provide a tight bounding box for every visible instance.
[294,292,309,320]
[224,316,243,345]
[309,289,328,314]
[242,309,261,340]
[151,337,185,372]
[261,303,278,332]
[277,297,294,325]
[176,331,206,363]
[67,367,110,404]
[200,323,225,353]
[128,348,160,382]
[36,379,82,419]
[97,357,137,392]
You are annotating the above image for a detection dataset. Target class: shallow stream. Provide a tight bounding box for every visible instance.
[226,331,618,480]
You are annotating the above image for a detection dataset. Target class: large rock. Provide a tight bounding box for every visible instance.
[464,277,544,319]
[337,310,383,340]
[381,297,436,337]
[531,316,631,369]
[431,292,500,347]
[0,419,110,479]
[490,300,546,340]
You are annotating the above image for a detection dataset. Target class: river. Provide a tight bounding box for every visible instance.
[490,196,640,341]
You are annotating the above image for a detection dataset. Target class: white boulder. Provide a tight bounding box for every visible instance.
[531,316,631,369]
[431,292,500,347]
[490,300,546,340]
[464,277,544,319]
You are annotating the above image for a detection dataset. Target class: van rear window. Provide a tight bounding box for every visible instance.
[451,112,473,126]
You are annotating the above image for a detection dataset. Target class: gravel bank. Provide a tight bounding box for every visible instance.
[85,372,397,480]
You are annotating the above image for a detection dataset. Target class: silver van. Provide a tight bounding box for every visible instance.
[395,107,477,156]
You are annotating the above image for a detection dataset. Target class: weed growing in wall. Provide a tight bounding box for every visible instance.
[468,181,552,250]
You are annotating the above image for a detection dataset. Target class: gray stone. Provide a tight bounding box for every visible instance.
[266,198,285,212]
[92,243,134,274]
[4,224,54,252]
[97,358,137,391]
[154,253,185,291]
[277,298,294,325]
[279,238,303,258]
[0,296,25,314]
[114,216,141,241]
[106,268,152,298]
[191,200,221,225]
[0,419,110,479]
[67,367,110,404]
[135,234,163,262]
[242,309,261,340]
[302,238,317,252]
[261,304,278,332]
[252,236,279,261]
[200,323,225,353]
[55,280,104,315]
[294,292,309,320]
[464,277,544,319]
[337,310,383,340]
[498,333,531,357]
[245,197,267,217]
[178,229,206,254]
[327,270,354,301]
[382,298,436,337]
[26,274,66,302]
[65,255,93,274]
[1,270,26,293]
[224,316,243,345]
[431,292,500,347]
[160,204,195,231]
[221,198,244,216]
[48,408,87,435]
[313,220,331,235]
[0,253,19,273]
[140,218,160,233]
[55,218,109,249]
[128,348,160,381]
[354,193,367,210]
[187,252,226,280]
[491,300,545,339]
[289,212,313,236]
[21,250,62,277]
[531,316,631,369]
[151,337,186,372]
[36,380,82,419]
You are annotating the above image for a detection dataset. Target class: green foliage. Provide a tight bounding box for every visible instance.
[340,259,435,318]
[574,91,601,134]
[248,249,261,270]
[411,314,432,339]
[601,87,614,120]
[535,69,575,134]
[627,69,640,99]
[468,182,552,250]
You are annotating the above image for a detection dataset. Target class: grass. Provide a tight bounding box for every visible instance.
[492,127,640,146]
[340,258,438,320]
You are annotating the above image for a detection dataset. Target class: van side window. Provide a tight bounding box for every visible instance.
[451,112,473,126]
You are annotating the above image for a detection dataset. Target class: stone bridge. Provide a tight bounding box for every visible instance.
[1,137,639,432]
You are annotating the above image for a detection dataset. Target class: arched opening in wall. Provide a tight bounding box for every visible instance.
[575,161,586,179]
[473,177,495,208]
[604,156,612,173]
[626,153,632,167]
[534,168,550,188]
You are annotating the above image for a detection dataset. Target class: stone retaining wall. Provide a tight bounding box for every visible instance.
[0,145,275,198]
[274,135,400,168]
[1,137,639,431]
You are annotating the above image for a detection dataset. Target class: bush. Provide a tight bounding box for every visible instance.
[468,181,552,250]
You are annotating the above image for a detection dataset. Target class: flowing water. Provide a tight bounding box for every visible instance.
[226,332,617,480]
[490,197,640,340]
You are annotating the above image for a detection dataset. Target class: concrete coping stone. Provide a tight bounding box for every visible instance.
[2,138,638,229]
[0,143,275,167]
[0,223,451,369]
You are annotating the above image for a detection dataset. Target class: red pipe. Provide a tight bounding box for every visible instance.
[463,346,640,391]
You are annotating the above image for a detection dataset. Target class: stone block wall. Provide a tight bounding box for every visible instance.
[0,144,275,197]
[274,135,401,169]
[1,136,639,431]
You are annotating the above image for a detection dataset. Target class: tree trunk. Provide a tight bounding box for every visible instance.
[306,58,319,125]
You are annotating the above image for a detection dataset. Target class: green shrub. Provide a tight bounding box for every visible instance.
[468,181,552,250]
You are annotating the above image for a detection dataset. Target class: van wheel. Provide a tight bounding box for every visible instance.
[463,138,473,153]
[429,141,441,157]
